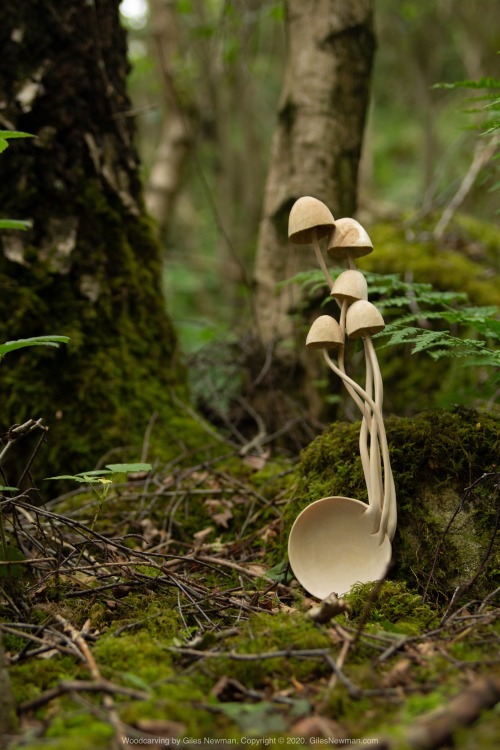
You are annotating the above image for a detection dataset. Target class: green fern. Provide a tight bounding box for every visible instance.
[434,76,500,135]
[286,268,500,373]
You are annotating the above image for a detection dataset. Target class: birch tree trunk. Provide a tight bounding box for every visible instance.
[145,0,196,231]
[254,0,375,347]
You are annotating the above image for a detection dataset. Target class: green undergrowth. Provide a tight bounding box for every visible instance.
[338,213,500,415]
[45,447,298,557]
[3,406,500,747]
[5,562,500,747]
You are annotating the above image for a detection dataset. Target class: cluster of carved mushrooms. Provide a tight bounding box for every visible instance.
[286,197,397,599]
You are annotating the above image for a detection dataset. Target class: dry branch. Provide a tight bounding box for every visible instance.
[380,675,500,750]
[18,679,149,713]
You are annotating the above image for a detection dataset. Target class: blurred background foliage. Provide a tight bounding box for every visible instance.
[119,0,499,434]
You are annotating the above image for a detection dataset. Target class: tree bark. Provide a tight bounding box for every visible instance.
[0,0,186,478]
[254,0,375,346]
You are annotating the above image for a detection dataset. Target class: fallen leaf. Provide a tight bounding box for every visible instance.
[291,675,305,692]
[212,507,233,528]
[382,657,412,687]
[243,454,269,471]
[211,675,249,702]
[205,498,234,528]
[291,716,346,740]
[193,527,214,546]
[140,518,160,545]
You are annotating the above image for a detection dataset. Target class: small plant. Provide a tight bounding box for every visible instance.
[0,335,70,361]
[46,463,152,532]
[0,129,33,231]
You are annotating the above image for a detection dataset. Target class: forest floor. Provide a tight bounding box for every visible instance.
[1,415,499,750]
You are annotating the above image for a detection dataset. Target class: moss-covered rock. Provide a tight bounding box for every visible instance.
[364,215,500,306]
[285,407,500,603]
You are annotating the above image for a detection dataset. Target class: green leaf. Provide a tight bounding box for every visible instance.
[0,335,69,359]
[76,469,113,478]
[0,219,32,231]
[0,130,34,140]
[0,486,19,492]
[265,560,289,582]
[0,130,34,153]
[45,475,91,483]
[105,463,152,474]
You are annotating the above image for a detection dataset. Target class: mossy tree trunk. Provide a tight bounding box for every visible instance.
[0,631,17,743]
[0,0,187,478]
[254,0,376,347]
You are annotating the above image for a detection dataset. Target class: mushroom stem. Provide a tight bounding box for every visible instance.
[364,340,384,533]
[347,253,357,271]
[364,337,397,541]
[323,348,391,543]
[312,228,335,289]
[337,302,373,524]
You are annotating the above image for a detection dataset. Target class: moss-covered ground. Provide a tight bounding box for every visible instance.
[1,405,499,748]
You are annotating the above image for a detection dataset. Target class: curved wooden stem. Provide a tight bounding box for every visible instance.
[312,229,334,289]
[338,302,374,527]
[364,337,397,541]
[323,349,391,544]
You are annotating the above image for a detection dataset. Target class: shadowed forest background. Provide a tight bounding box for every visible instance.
[125,0,500,447]
[0,0,499,748]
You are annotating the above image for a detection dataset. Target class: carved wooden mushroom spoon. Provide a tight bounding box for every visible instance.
[287,201,397,598]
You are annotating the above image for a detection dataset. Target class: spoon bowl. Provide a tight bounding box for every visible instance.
[288,496,392,599]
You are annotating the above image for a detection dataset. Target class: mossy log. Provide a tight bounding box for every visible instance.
[0,1,209,480]
[286,407,500,603]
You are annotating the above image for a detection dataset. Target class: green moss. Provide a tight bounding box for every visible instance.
[17,722,113,750]
[10,656,81,704]
[93,633,172,684]
[453,706,500,750]
[45,716,114,750]
[345,581,438,634]
[0,177,221,484]
[116,678,220,736]
[196,610,330,690]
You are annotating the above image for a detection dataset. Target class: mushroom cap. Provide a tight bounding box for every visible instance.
[327,217,373,259]
[346,300,385,338]
[306,315,344,350]
[288,196,335,244]
[331,270,368,303]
